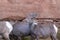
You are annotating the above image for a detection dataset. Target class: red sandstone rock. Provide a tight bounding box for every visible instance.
[0,0,60,20]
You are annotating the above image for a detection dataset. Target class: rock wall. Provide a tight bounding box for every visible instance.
[0,0,60,20]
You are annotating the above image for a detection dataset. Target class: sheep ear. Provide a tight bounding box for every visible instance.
[31,23,37,31]
[31,20,38,30]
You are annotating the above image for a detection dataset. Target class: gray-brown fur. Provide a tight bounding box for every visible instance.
[0,21,12,40]
[31,22,58,40]
[9,13,37,40]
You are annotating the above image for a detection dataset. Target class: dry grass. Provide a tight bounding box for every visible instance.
[57,28,60,40]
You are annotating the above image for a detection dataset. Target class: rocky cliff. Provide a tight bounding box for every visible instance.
[0,0,60,20]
